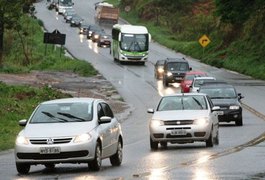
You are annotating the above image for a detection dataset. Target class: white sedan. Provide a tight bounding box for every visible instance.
[148,93,221,150]
[15,98,123,174]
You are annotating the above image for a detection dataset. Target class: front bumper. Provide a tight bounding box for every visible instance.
[150,123,212,144]
[218,109,242,122]
[15,140,95,164]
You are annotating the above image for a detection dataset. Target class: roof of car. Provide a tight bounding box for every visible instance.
[185,71,207,75]
[41,98,102,105]
[193,76,216,80]
[163,93,208,97]
[165,57,187,63]
[200,83,234,89]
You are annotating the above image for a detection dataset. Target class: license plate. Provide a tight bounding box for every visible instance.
[171,129,187,135]
[40,147,60,154]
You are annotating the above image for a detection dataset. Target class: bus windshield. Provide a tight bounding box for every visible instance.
[120,33,148,52]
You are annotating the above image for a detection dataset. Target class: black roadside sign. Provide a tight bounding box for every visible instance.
[43,29,66,45]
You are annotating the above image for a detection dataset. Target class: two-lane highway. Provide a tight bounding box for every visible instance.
[1,0,265,179]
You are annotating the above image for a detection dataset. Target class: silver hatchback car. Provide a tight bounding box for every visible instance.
[148,93,221,150]
[15,98,123,174]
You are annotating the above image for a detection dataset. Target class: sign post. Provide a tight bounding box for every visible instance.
[198,34,211,56]
[43,29,66,57]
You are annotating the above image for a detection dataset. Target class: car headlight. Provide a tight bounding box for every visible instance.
[157,68,164,73]
[150,119,164,128]
[74,133,92,143]
[194,117,209,126]
[16,136,29,145]
[167,72,173,77]
[230,105,240,110]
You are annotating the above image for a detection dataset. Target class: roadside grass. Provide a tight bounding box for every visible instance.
[0,82,72,151]
[2,15,97,77]
[0,14,98,151]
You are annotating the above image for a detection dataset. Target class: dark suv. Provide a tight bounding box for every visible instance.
[198,83,244,126]
[162,58,192,86]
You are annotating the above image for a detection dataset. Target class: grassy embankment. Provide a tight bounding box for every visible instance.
[0,15,97,151]
[110,0,265,80]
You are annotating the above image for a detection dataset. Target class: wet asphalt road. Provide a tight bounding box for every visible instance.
[1,0,265,179]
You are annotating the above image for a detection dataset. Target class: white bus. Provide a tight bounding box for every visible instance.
[111,24,151,65]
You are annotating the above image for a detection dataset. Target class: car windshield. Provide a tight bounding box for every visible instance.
[30,102,93,123]
[157,95,208,111]
[200,87,237,99]
[167,62,188,71]
[121,33,148,52]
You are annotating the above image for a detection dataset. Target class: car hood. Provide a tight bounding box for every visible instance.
[152,110,208,121]
[211,98,240,106]
[22,122,95,138]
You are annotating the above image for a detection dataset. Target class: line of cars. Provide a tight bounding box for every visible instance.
[149,58,244,150]
[51,4,112,47]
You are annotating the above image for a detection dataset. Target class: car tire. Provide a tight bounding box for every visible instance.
[89,142,101,171]
[150,137,158,150]
[214,129,219,145]
[16,163,30,174]
[110,139,123,166]
[235,117,243,126]
[206,129,214,147]
[160,142,167,149]
[163,79,169,87]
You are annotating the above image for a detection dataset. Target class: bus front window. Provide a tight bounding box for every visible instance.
[121,34,148,52]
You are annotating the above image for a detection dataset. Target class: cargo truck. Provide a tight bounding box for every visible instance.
[95,2,119,24]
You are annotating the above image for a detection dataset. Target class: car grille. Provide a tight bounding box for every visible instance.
[164,120,193,125]
[166,133,192,138]
[30,138,72,145]
[17,150,88,160]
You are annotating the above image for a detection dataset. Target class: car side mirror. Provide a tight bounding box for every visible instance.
[147,108,154,114]
[189,67,192,71]
[238,93,244,99]
[19,119,28,126]
[99,116,111,124]
[212,106,220,111]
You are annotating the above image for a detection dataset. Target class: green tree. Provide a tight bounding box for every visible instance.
[214,0,255,26]
[0,0,34,68]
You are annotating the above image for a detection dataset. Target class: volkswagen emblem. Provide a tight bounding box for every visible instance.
[47,138,54,145]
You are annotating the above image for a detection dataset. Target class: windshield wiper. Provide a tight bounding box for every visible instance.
[57,112,86,121]
[192,97,203,109]
[41,111,68,122]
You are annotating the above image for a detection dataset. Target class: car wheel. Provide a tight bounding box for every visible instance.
[163,79,169,87]
[235,117,243,126]
[16,163,30,174]
[206,129,214,147]
[214,129,219,145]
[160,142,167,149]
[150,137,158,150]
[89,142,101,171]
[44,163,55,169]
[110,139,123,166]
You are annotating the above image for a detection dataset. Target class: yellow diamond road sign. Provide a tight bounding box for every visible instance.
[199,35,211,47]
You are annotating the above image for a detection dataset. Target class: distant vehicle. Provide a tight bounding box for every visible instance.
[189,76,216,93]
[162,57,192,86]
[180,71,208,93]
[111,24,151,65]
[148,93,220,150]
[91,29,105,43]
[154,59,165,79]
[14,98,123,174]
[97,32,112,47]
[95,2,119,24]
[53,0,74,14]
[79,23,90,35]
[198,83,244,126]
[70,15,83,27]
[87,25,103,39]
[63,8,75,20]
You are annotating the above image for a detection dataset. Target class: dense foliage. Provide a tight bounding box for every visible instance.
[118,0,265,79]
